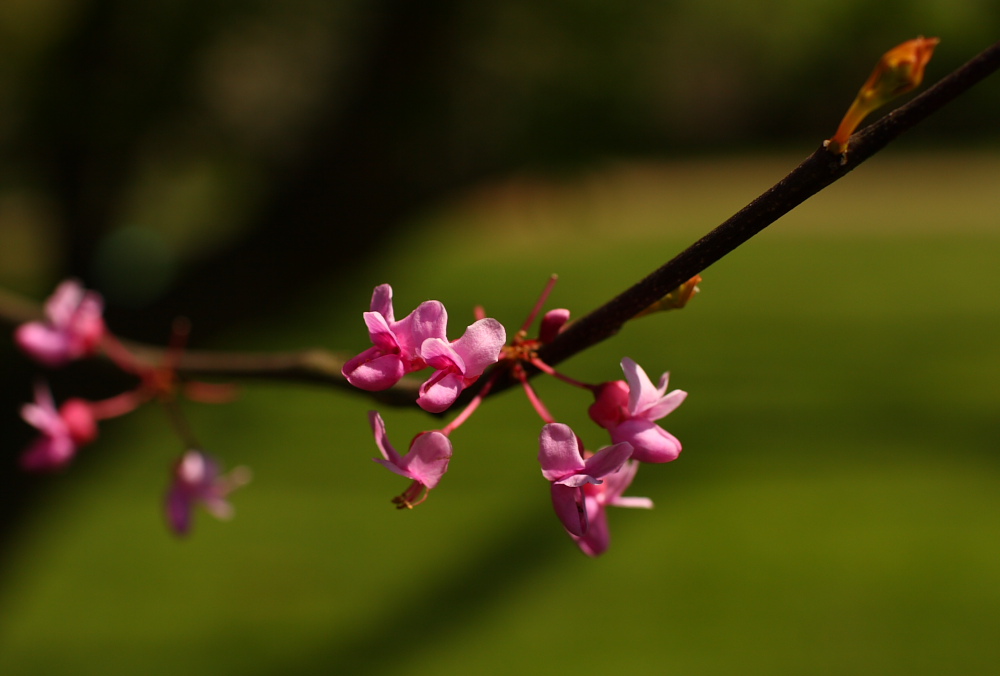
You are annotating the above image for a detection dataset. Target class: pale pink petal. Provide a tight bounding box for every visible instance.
[622,357,664,416]
[644,389,687,421]
[419,337,463,372]
[612,496,654,509]
[363,312,398,352]
[581,441,633,479]
[370,284,395,322]
[600,458,641,502]
[394,301,448,356]
[15,323,70,367]
[46,280,86,327]
[20,401,62,432]
[538,423,585,481]
[368,411,401,465]
[449,318,506,378]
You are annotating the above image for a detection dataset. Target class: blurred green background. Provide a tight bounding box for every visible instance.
[2,1,999,675]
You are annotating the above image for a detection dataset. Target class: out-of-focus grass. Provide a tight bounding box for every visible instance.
[2,153,1000,675]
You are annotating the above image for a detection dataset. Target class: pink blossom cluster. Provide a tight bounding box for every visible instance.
[13,278,690,555]
[342,284,507,412]
[13,280,245,536]
[347,282,687,556]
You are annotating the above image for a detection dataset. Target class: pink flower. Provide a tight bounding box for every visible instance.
[369,411,453,508]
[342,284,448,391]
[589,357,686,463]
[571,460,653,557]
[20,383,98,471]
[15,279,106,368]
[416,318,507,413]
[165,450,250,536]
[537,422,632,537]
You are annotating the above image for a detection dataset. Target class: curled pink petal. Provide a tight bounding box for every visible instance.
[344,349,407,390]
[416,371,465,413]
[610,419,681,463]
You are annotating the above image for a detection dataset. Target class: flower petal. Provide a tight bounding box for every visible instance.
[551,483,588,536]
[610,419,681,463]
[644,389,687,421]
[416,371,465,413]
[394,300,448,356]
[573,504,610,557]
[538,423,585,481]
[450,318,506,378]
[621,357,663,416]
[368,411,401,465]
[343,349,406,390]
[581,441,633,479]
[400,431,452,489]
[370,284,395,322]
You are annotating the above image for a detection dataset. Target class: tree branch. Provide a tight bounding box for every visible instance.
[3,40,998,409]
[500,38,1000,386]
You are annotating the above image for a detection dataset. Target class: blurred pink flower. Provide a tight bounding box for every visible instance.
[589,357,686,463]
[416,318,506,412]
[16,279,105,368]
[572,460,652,557]
[342,284,448,390]
[537,422,632,537]
[20,383,97,471]
[165,450,250,536]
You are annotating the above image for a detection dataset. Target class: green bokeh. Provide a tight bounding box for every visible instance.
[2,154,1000,675]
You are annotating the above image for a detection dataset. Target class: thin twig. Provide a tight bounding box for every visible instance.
[471,38,1000,399]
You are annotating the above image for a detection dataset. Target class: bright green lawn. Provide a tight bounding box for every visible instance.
[2,153,1000,675]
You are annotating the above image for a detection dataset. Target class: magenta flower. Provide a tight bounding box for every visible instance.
[571,460,653,557]
[588,357,686,463]
[342,284,448,391]
[416,318,507,413]
[20,383,98,471]
[15,279,106,368]
[537,422,632,537]
[165,450,250,536]
[369,411,453,508]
